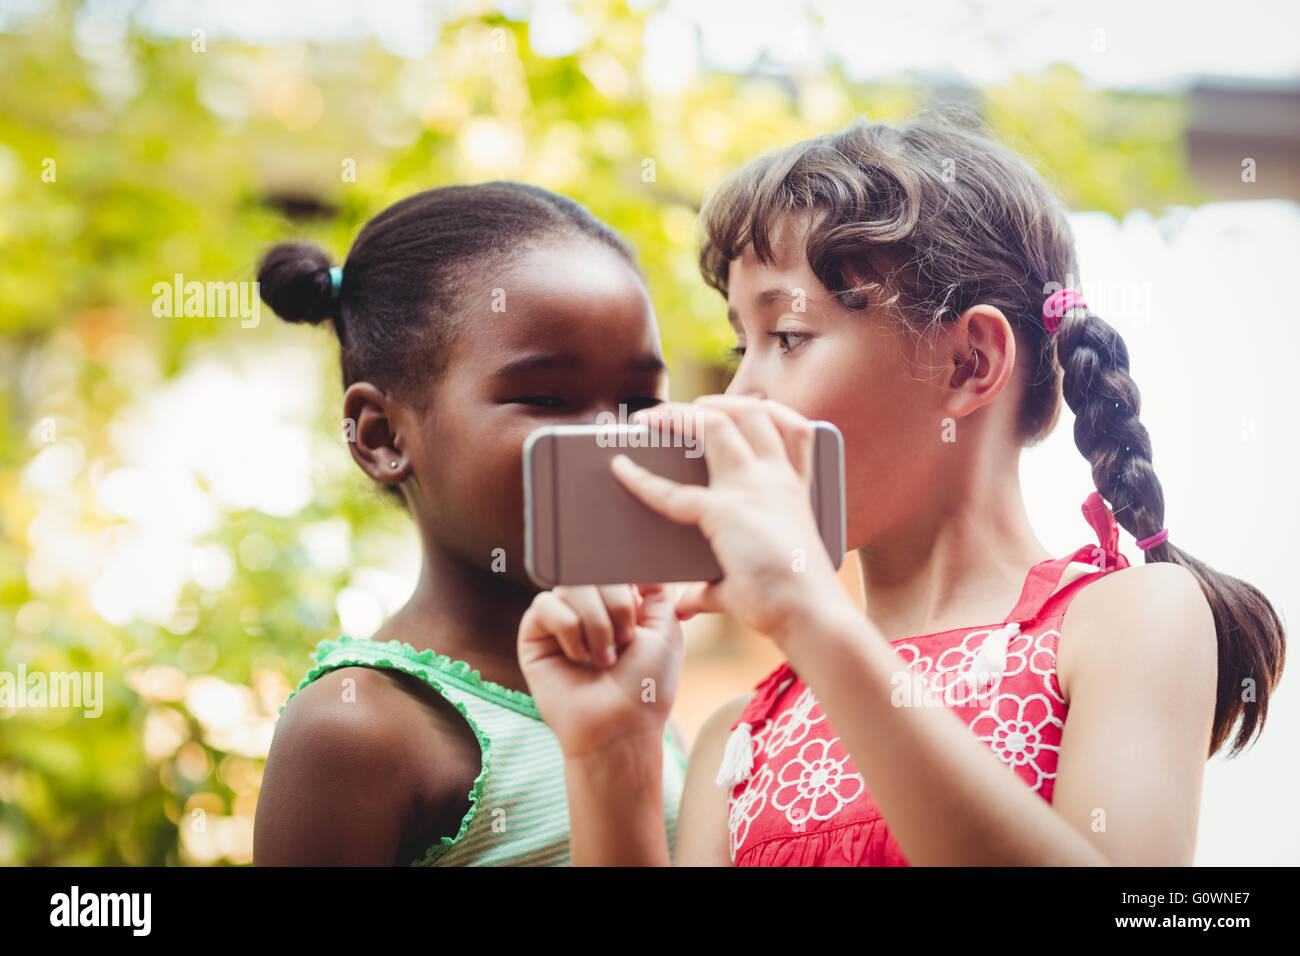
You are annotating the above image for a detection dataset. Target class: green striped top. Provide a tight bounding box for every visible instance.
[281,635,688,866]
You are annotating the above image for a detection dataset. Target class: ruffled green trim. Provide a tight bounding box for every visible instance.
[278,634,685,866]
[281,635,540,719]
[409,685,490,867]
[277,637,494,866]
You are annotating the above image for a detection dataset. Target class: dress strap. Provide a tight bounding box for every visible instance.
[735,661,795,727]
[718,662,796,788]
[1005,491,1130,623]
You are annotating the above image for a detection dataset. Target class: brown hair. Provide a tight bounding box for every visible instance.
[699,109,1284,756]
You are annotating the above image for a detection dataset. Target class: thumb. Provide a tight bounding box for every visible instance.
[675,581,725,621]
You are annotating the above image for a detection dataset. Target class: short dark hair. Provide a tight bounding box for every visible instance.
[258,181,638,507]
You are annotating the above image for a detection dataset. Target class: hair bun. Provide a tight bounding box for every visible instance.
[257,241,338,326]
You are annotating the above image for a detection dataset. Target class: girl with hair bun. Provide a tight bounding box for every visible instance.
[253,183,688,866]
[519,111,1286,866]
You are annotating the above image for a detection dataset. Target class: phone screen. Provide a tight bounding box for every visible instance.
[523,421,844,587]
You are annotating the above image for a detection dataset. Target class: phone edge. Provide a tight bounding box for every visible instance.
[814,421,847,570]
[522,427,558,588]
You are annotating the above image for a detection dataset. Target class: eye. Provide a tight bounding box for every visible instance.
[623,397,662,412]
[511,396,566,407]
[726,344,746,361]
[768,331,810,354]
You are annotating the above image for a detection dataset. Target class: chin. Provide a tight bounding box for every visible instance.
[841,500,887,554]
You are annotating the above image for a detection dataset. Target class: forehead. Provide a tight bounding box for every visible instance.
[459,241,662,355]
[726,214,826,322]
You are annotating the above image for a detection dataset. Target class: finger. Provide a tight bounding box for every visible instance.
[634,403,754,476]
[517,602,553,669]
[518,592,585,665]
[597,584,637,646]
[634,582,678,632]
[611,454,710,526]
[694,394,786,461]
[556,585,618,668]
[627,400,694,426]
[675,581,727,621]
[757,399,818,482]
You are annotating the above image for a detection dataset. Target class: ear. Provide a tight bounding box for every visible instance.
[342,382,411,485]
[942,304,1017,419]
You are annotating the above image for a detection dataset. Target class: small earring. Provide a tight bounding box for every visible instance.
[389,460,400,469]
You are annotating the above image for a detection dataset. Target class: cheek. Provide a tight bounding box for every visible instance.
[464,431,528,530]
[424,413,529,543]
[775,338,945,543]
[769,340,910,465]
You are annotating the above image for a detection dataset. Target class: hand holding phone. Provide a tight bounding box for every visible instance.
[523,415,845,588]
[517,582,683,758]
[605,397,859,644]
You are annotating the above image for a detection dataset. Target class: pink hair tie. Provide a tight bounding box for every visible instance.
[1136,528,1169,550]
[1042,288,1087,334]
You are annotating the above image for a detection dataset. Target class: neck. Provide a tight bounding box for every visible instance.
[855,450,1052,642]
[380,543,539,696]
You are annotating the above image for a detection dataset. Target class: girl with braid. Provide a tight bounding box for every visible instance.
[517,111,1286,865]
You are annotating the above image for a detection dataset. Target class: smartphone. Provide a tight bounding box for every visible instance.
[523,419,845,587]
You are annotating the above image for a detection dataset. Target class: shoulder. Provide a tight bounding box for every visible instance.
[256,666,478,864]
[286,665,479,781]
[270,667,427,785]
[697,693,755,749]
[683,692,755,795]
[1057,561,1216,702]
[256,668,420,864]
[672,692,754,866]
[1064,560,1215,637]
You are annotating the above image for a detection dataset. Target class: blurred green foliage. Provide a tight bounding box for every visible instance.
[0,0,1199,864]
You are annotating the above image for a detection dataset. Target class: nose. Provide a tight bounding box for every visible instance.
[588,399,629,424]
[724,366,765,401]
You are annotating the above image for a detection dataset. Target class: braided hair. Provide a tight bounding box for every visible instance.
[1054,304,1283,755]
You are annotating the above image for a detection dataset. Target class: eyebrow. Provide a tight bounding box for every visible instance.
[729,287,800,327]
[758,287,799,307]
[493,352,666,377]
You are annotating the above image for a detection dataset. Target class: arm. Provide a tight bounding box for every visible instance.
[254,668,425,866]
[672,695,750,865]
[565,730,670,866]
[564,694,746,866]
[517,584,685,866]
[777,561,1217,865]
[1051,561,1217,864]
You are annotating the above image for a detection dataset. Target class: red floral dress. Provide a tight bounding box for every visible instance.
[722,492,1131,866]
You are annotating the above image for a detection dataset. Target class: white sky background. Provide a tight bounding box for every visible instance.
[12,0,1300,864]
[102,0,1300,87]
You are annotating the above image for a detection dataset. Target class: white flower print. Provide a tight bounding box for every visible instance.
[763,686,825,757]
[1029,629,1065,703]
[968,693,1063,791]
[728,765,774,860]
[930,626,1033,707]
[893,642,935,682]
[770,738,865,824]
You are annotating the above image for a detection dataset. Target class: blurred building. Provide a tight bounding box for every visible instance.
[1186,79,1300,202]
